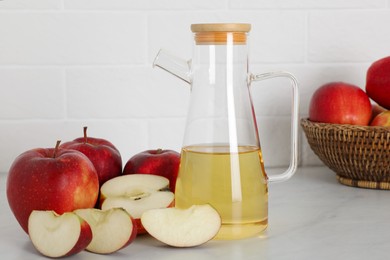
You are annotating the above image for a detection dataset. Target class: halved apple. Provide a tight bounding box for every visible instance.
[74,208,137,254]
[28,210,92,258]
[141,204,221,247]
[100,174,174,234]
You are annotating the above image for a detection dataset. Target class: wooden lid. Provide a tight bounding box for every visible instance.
[191,23,251,33]
[191,24,251,45]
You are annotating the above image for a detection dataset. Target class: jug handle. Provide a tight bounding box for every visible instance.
[250,71,299,183]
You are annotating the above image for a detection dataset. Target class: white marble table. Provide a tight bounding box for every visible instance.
[1,166,390,260]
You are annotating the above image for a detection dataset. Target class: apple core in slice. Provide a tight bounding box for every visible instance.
[100,174,174,235]
[101,174,174,219]
[141,204,221,247]
[101,191,174,219]
[28,210,92,258]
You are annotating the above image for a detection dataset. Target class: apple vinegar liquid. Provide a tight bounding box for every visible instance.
[175,145,268,240]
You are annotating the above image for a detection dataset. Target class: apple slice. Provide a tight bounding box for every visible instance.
[74,208,137,254]
[141,204,221,247]
[28,210,92,258]
[100,174,174,234]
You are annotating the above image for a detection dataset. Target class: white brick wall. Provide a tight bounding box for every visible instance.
[1,0,389,173]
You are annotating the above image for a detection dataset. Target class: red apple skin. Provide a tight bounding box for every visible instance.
[370,111,390,127]
[7,147,99,233]
[60,127,122,187]
[134,219,146,235]
[64,217,93,257]
[309,82,372,125]
[123,149,180,192]
[366,56,390,110]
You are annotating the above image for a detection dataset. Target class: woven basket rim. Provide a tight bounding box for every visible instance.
[301,118,390,133]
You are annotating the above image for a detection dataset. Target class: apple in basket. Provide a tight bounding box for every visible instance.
[309,82,372,125]
[370,111,390,127]
[366,56,390,110]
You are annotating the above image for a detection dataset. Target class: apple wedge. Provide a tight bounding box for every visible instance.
[141,204,221,247]
[74,208,137,254]
[100,174,174,234]
[28,210,92,258]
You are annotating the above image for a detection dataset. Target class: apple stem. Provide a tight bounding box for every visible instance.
[83,126,88,144]
[156,148,163,154]
[53,140,61,158]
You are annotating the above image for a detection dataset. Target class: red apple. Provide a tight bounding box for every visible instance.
[370,111,390,127]
[7,141,99,233]
[366,56,390,109]
[309,82,372,125]
[123,149,180,192]
[28,210,93,258]
[60,127,122,187]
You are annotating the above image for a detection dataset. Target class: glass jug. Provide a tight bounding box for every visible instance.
[153,23,299,240]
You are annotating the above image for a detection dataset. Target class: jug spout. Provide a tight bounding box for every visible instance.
[153,49,191,84]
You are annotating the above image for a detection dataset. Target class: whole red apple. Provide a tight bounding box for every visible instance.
[370,111,390,127]
[123,149,180,192]
[366,56,390,110]
[7,141,99,233]
[309,82,372,125]
[60,127,122,187]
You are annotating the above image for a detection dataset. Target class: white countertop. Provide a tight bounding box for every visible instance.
[2,166,390,260]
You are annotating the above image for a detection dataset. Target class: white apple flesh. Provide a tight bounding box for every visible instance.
[74,208,137,254]
[28,210,92,258]
[141,204,221,247]
[100,174,174,234]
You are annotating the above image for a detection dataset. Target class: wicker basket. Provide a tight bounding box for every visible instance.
[301,118,390,189]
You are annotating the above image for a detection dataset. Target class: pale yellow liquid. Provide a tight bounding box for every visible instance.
[175,145,268,240]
